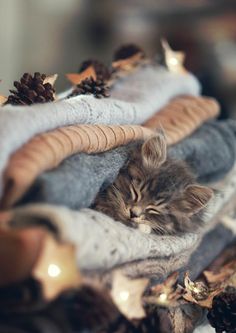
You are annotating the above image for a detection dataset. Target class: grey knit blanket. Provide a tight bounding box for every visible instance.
[0,66,199,195]
[12,162,236,272]
[21,120,236,209]
[169,119,236,183]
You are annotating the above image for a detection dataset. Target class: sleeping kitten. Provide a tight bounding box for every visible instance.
[93,135,213,235]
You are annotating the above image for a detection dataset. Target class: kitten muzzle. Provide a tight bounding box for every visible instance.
[129,206,143,218]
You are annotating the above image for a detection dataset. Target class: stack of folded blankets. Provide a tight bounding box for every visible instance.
[0,49,236,333]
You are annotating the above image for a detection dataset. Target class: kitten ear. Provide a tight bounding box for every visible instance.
[174,184,214,216]
[141,134,167,170]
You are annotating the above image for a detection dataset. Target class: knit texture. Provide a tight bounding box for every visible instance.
[0,66,199,195]
[21,145,132,209]
[1,125,154,209]
[106,223,236,281]
[178,223,236,281]
[20,120,236,209]
[143,96,219,144]
[169,120,236,183]
[11,165,236,272]
[1,95,218,208]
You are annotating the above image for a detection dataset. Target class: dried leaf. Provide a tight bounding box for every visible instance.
[43,74,58,87]
[184,272,209,300]
[203,261,236,287]
[183,287,222,309]
[110,271,148,320]
[161,38,187,74]
[183,272,222,308]
[66,66,96,85]
[0,95,7,106]
[32,234,81,301]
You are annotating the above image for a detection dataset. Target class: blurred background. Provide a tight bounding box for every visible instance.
[1,0,236,117]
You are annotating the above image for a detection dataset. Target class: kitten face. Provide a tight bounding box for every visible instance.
[94,135,213,235]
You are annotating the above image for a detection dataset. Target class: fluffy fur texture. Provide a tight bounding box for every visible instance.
[94,135,213,235]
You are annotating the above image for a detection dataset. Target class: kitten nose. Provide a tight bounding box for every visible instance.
[130,206,142,218]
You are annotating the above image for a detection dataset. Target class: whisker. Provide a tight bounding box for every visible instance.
[149,221,167,235]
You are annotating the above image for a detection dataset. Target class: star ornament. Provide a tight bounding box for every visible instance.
[161,38,187,75]
[0,95,7,106]
[66,66,97,86]
[43,74,58,87]
[32,234,81,301]
[110,272,149,320]
[0,79,7,106]
[112,52,144,72]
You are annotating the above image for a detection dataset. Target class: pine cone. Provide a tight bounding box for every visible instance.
[68,77,110,99]
[113,44,145,61]
[79,59,111,81]
[5,72,55,106]
[207,287,236,333]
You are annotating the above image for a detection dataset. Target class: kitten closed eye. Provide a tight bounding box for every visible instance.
[146,207,161,215]
[93,135,213,235]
